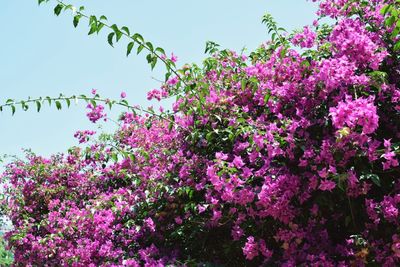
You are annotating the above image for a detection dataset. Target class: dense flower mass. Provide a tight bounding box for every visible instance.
[1,0,400,266]
[329,95,379,134]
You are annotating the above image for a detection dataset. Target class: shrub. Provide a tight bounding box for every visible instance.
[1,0,400,266]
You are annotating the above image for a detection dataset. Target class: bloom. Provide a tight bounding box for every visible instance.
[329,96,379,135]
[243,236,259,260]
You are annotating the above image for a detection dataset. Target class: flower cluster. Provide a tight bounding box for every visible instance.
[86,103,106,123]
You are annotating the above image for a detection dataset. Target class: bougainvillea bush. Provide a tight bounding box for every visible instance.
[1,0,400,265]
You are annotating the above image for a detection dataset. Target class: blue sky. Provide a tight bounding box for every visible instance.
[0,0,317,160]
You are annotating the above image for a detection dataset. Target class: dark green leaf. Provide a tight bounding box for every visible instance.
[137,44,144,54]
[146,42,154,52]
[96,22,105,34]
[55,101,62,110]
[88,24,97,35]
[54,4,63,16]
[46,96,52,106]
[107,32,115,47]
[132,33,144,43]
[121,26,130,36]
[394,41,400,51]
[36,101,41,112]
[155,47,166,55]
[127,42,134,56]
[151,57,157,70]
[89,15,97,26]
[360,174,381,187]
[73,15,81,28]
[90,100,97,108]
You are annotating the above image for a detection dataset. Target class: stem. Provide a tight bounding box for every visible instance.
[0,95,189,132]
[55,0,185,85]
[54,0,203,104]
[347,195,357,231]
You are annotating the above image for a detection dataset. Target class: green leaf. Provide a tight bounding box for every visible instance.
[96,22,105,34]
[107,32,115,47]
[73,15,81,28]
[360,174,381,187]
[121,26,130,36]
[99,15,107,21]
[132,33,144,43]
[137,44,144,54]
[380,4,391,15]
[21,101,28,111]
[111,153,118,162]
[11,105,15,115]
[264,93,271,103]
[115,31,123,42]
[151,57,157,70]
[394,41,400,51]
[155,47,166,55]
[110,24,123,41]
[204,41,220,54]
[168,121,174,132]
[146,54,152,63]
[90,99,97,108]
[46,96,52,106]
[63,4,73,11]
[385,16,396,27]
[54,4,63,16]
[65,98,71,108]
[89,15,97,26]
[36,101,41,112]
[120,99,129,106]
[146,42,154,52]
[110,24,118,32]
[88,24,97,35]
[55,101,62,110]
[127,42,134,56]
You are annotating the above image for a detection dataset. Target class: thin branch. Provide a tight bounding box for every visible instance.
[0,95,188,132]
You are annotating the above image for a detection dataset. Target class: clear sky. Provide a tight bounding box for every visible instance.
[0,0,317,160]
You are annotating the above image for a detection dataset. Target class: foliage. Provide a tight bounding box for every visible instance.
[0,236,13,266]
[1,0,400,266]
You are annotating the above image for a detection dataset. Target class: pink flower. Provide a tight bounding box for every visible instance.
[167,77,178,86]
[243,236,259,260]
[86,104,106,123]
[174,217,183,225]
[392,235,400,258]
[120,91,127,98]
[74,130,96,143]
[144,217,156,232]
[319,180,336,191]
[292,26,316,48]
[329,95,379,135]
[170,52,178,63]
[233,156,245,169]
